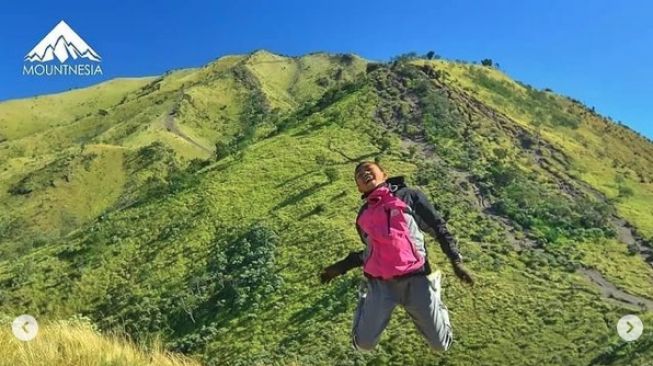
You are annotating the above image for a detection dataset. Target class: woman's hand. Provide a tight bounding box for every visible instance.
[452,261,474,286]
[319,265,342,284]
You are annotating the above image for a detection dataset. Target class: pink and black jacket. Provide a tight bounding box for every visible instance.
[333,176,462,280]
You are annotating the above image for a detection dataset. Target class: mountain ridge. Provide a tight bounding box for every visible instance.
[25,35,101,63]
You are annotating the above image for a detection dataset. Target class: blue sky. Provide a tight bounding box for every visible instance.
[1,0,651,137]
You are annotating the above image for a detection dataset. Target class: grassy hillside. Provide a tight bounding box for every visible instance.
[424,59,653,238]
[0,51,651,365]
[0,78,154,141]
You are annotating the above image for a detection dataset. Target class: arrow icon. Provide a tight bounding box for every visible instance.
[11,314,38,341]
[617,315,643,342]
[21,321,30,334]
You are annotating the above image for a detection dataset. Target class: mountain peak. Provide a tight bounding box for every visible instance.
[25,20,101,63]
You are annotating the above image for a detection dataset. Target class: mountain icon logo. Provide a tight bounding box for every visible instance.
[25,20,101,63]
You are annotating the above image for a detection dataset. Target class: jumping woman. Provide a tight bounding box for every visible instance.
[320,161,474,351]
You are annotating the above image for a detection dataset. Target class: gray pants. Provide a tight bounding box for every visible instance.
[352,274,453,351]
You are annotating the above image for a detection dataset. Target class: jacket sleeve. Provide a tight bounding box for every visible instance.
[329,250,364,275]
[410,188,462,263]
[335,222,367,272]
[325,213,367,275]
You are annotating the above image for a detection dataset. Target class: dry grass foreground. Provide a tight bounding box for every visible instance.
[0,318,200,366]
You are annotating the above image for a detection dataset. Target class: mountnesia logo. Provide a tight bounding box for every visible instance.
[23,20,103,76]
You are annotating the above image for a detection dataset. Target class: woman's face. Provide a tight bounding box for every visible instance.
[354,163,387,194]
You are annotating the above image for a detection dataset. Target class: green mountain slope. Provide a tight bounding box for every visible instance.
[0,51,651,366]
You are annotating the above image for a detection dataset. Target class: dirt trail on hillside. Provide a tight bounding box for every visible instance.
[165,93,213,154]
[579,268,653,311]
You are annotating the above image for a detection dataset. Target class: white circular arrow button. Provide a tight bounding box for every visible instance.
[617,314,643,342]
[12,314,39,341]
